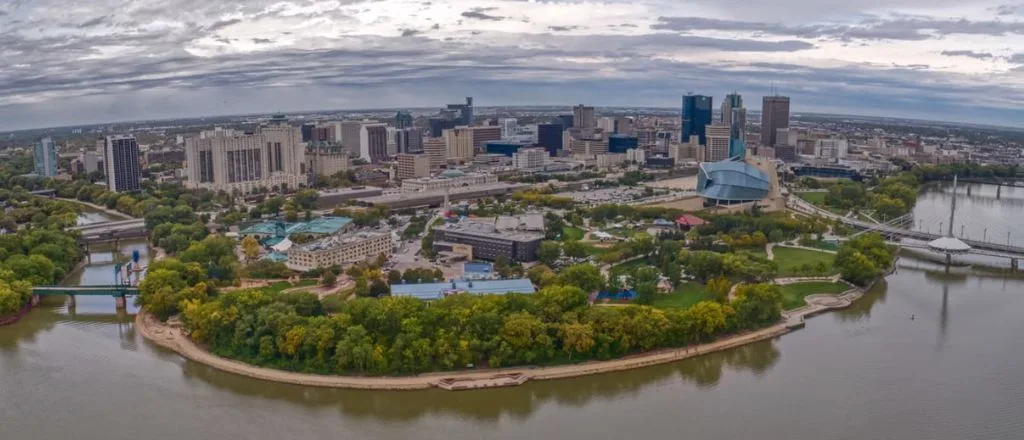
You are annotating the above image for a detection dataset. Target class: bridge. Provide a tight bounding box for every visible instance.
[70,219,148,243]
[788,196,1024,266]
[32,285,139,309]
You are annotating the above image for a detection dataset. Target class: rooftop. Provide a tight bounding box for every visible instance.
[293,231,389,253]
[391,278,537,301]
[239,216,353,237]
[927,236,972,254]
[442,217,545,242]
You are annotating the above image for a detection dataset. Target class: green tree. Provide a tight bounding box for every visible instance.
[563,240,587,259]
[558,264,605,293]
[560,322,595,360]
[322,271,338,287]
[536,241,562,266]
[241,235,261,262]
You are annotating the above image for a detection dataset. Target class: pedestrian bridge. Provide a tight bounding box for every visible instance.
[788,197,1024,261]
[32,285,139,296]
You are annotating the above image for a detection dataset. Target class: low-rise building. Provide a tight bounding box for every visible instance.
[286,231,392,271]
[401,169,497,192]
[433,215,544,262]
[513,148,548,170]
[391,278,536,301]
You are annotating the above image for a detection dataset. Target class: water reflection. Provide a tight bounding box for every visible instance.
[170,333,782,423]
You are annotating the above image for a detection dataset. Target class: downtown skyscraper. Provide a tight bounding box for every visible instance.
[761,95,791,147]
[681,95,713,145]
[722,93,747,158]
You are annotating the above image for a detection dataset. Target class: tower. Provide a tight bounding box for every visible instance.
[682,95,713,145]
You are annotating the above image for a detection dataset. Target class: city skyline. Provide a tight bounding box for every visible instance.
[4,0,1024,131]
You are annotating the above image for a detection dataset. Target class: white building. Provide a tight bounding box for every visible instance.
[815,138,849,160]
[184,125,306,194]
[444,126,474,162]
[500,118,518,138]
[626,148,647,164]
[597,117,615,133]
[423,137,447,170]
[401,169,497,192]
[596,153,626,170]
[512,148,548,170]
[397,154,431,180]
[286,232,393,271]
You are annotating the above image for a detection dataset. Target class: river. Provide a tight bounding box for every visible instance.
[3,186,1024,440]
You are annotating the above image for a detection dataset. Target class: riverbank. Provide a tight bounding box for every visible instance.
[137,285,866,391]
[58,197,134,220]
[0,295,40,327]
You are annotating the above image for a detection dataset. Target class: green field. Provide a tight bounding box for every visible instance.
[608,258,652,278]
[796,191,827,205]
[779,281,850,310]
[772,246,838,276]
[259,279,318,295]
[561,226,585,241]
[651,282,714,310]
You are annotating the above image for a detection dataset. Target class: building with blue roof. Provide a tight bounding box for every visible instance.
[390,279,536,301]
[239,216,353,241]
[697,158,771,204]
[463,262,496,280]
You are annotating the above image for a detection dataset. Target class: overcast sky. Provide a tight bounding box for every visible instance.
[3,0,1024,130]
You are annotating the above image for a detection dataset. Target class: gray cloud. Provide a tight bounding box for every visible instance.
[461,8,505,21]
[401,28,420,37]
[941,50,996,59]
[78,15,112,28]
[252,38,273,44]
[653,15,1024,41]
[548,26,580,32]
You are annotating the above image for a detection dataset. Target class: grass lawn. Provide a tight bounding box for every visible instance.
[779,281,850,310]
[651,282,714,310]
[772,246,838,276]
[259,279,319,295]
[796,191,826,205]
[608,258,652,278]
[561,226,585,241]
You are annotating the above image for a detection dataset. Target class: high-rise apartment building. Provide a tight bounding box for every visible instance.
[500,118,518,138]
[552,114,574,129]
[761,95,791,147]
[704,125,731,162]
[444,127,474,162]
[423,138,447,170]
[395,127,424,154]
[537,123,563,157]
[34,137,58,177]
[395,111,414,129]
[614,117,635,135]
[396,154,431,180]
[307,143,350,179]
[359,124,389,163]
[470,126,502,152]
[104,135,142,192]
[185,125,305,194]
[572,105,596,129]
[597,117,615,133]
[311,125,335,142]
[682,95,713,145]
[340,121,364,154]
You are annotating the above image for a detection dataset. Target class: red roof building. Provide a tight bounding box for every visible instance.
[675,214,707,229]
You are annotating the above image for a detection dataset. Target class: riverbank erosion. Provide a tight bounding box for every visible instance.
[136,285,866,391]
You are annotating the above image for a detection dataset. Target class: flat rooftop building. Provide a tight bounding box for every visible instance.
[391,278,536,301]
[238,216,353,240]
[286,231,392,271]
[433,215,544,262]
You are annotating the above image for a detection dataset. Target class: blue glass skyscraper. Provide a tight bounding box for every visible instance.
[681,95,713,145]
[34,137,58,177]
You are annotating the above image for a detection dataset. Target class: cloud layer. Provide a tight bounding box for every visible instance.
[2,0,1024,130]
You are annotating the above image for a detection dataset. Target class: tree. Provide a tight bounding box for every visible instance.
[706,276,731,302]
[387,270,403,284]
[558,264,604,293]
[179,235,241,285]
[683,251,725,283]
[369,279,390,297]
[322,271,338,287]
[537,241,562,266]
[526,264,557,287]
[560,322,595,360]
[241,236,261,262]
[494,255,513,278]
[563,240,587,259]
